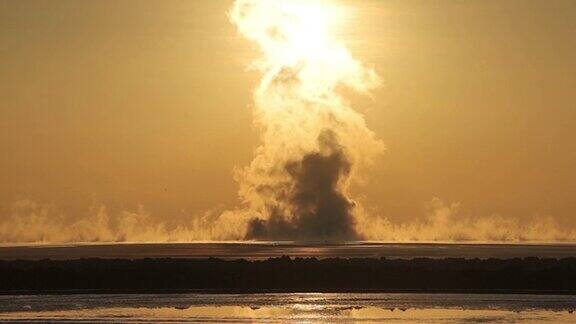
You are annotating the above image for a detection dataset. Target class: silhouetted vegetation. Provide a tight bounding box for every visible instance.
[1,257,575,294]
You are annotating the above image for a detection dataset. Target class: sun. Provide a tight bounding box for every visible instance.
[230,0,345,68]
[231,0,377,103]
[275,1,342,62]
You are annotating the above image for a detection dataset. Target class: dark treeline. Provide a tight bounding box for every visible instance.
[1,257,576,294]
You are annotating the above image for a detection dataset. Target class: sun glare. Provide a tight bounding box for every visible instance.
[276,1,342,62]
[231,0,377,105]
[231,0,346,68]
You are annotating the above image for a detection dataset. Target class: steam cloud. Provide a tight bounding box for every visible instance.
[1,0,575,244]
[0,199,247,243]
[229,0,383,241]
[2,198,575,244]
[245,130,358,241]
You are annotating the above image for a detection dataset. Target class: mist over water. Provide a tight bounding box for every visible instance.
[244,130,359,241]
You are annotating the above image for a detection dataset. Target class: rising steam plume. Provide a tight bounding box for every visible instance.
[229,0,383,241]
[2,1,576,244]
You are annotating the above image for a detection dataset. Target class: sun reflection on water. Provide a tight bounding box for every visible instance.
[1,293,575,323]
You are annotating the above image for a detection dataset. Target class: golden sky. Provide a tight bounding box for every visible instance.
[1,0,576,240]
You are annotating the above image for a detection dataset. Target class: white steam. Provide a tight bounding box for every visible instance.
[229,0,383,241]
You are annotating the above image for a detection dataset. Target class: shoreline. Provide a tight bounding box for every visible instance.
[2,257,575,295]
[2,288,576,296]
[2,242,576,260]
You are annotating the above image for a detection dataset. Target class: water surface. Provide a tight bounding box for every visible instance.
[2,242,575,260]
[1,293,574,323]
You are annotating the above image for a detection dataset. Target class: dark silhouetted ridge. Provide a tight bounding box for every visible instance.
[1,257,576,295]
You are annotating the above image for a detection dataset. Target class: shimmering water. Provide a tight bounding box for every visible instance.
[1,293,574,323]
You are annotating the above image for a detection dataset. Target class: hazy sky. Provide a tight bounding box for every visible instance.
[1,0,575,230]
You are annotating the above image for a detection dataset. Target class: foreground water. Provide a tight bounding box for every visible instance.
[0,293,574,323]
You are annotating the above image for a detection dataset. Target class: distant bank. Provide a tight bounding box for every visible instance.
[1,257,576,295]
[1,242,576,260]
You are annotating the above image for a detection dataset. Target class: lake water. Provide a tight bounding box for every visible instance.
[2,242,576,260]
[1,293,575,323]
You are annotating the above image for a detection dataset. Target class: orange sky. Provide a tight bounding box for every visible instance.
[1,0,575,240]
